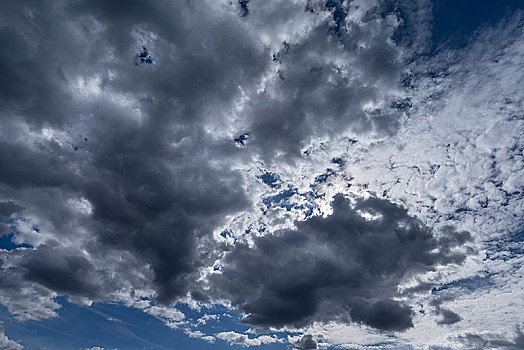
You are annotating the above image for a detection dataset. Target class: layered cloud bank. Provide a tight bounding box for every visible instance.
[0,0,522,349]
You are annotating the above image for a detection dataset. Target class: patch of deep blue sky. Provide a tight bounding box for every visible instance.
[3,0,524,348]
[0,217,32,251]
[0,300,291,350]
[430,0,524,50]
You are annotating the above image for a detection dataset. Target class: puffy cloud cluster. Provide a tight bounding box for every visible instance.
[0,0,261,317]
[211,195,471,331]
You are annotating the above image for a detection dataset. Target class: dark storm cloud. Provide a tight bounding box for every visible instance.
[211,195,471,331]
[435,308,461,325]
[349,299,414,331]
[0,0,266,307]
[23,244,103,298]
[0,141,78,190]
[290,334,317,349]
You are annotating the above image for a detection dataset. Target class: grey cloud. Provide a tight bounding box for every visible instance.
[290,334,317,350]
[349,299,414,331]
[0,0,501,347]
[436,308,461,325]
[0,142,78,190]
[0,201,24,218]
[211,195,471,331]
[0,0,265,309]
[0,250,61,321]
[22,244,103,298]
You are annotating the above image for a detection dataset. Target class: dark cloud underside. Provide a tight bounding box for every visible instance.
[212,195,470,330]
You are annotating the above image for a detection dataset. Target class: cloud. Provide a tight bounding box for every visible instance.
[0,0,413,320]
[211,195,471,331]
[0,201,24,218]
[0,0,261,313]
[184,329,216,344]
[215,331,282,347]
[22,245,103,298]
[289,334,317,349]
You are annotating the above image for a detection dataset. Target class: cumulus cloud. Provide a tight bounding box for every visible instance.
[211,195,471,331]
[0,201,24,218]
[0,0,259,314]
[289,334,317,349]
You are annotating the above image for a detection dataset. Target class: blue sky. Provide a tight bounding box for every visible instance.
[0,301,289,350]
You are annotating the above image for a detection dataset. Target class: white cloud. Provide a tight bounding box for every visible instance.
[215,331,283,347]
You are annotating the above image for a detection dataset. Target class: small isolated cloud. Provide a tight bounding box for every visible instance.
[215,331,282,347]
[289,334,317,349]
[0,201,24,218]
[184,329,216,344]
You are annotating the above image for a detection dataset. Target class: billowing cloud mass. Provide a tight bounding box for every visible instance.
[211,195,470,331]
[0,0,522,349]
[0,323,23,350]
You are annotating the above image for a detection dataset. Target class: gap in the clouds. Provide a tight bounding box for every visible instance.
[135,46,155,65]
[258,172,282,189]
[0,220,33,250]
[431,275,494,294]
[262,187,299,211]
[431,0,524,51]
[0,299,290,350]
[0,233,32,250]
[238,0,249,18]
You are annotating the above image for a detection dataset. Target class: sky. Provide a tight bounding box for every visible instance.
[0,0,523,349]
